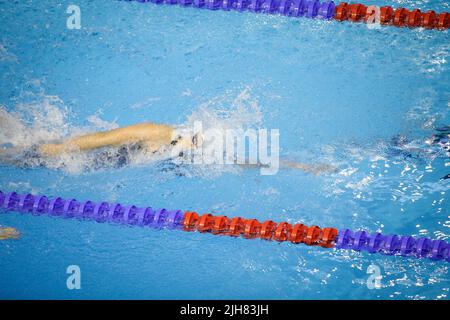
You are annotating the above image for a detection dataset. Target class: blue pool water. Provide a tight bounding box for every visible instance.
[0,0,449,299]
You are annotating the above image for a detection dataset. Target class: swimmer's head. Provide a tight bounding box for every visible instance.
[171,127,204,151]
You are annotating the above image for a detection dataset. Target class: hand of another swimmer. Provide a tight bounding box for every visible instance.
[0,227,20,240]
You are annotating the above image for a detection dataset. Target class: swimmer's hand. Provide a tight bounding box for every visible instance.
[0,227,20,240]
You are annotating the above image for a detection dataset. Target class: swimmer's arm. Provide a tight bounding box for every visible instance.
[280,160,338,175]
[39,123,174,156]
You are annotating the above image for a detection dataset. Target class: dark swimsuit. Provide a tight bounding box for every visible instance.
[93,143,144,169]
[91,135,188,169]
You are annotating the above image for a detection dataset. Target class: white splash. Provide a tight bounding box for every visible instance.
[0,95,70,147]
[0,87,264,178]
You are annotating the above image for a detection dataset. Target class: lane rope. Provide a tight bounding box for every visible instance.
[128,0,450,30]
[1,190,449,262]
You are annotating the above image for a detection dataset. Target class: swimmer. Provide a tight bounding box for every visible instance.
[389,125,450,180]
[0,122,337,175]
[430,125,450,180]
[425,125,450,154]
[391,125,450,156]
[0,226,20,240]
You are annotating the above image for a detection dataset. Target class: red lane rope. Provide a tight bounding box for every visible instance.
[334,2,449,30]
[182,211,338,248]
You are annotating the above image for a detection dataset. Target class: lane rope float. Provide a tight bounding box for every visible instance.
[128,0,450,30]
[1,190,449,262]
